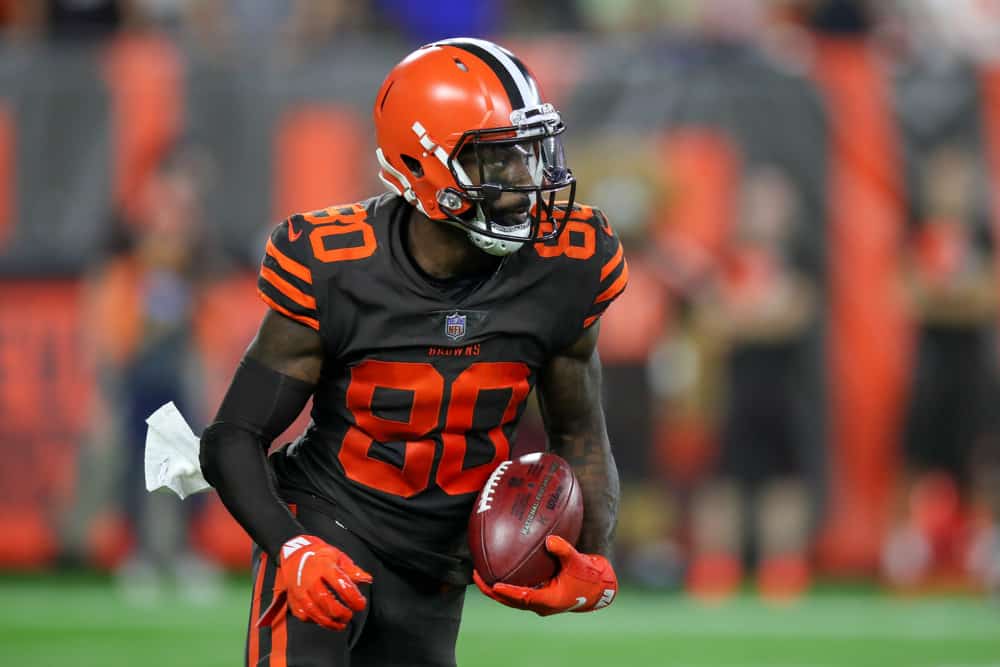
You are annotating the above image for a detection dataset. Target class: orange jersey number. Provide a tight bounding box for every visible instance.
[302,204,377,263]
[339,360,530,497]
[534,219,596,260]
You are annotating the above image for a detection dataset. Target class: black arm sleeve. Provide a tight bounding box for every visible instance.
[199,357,315,560]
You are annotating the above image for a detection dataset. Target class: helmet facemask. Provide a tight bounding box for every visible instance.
[436,107,577,256]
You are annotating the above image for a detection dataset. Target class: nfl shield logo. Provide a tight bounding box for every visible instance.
[445,312,467,340]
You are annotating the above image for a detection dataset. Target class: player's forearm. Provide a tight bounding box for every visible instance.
[538,331,620,556]
[199,354,317,561]
[200,422,305,560]
[549,433,620,556]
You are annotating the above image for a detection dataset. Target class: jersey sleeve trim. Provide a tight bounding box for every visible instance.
[595,257,629,304]
[257,288,320,330]
[581,211,628,329]
[265,238,312,284]
[258,219,320,331]
[600,242,624,282]
[260,265,317,311]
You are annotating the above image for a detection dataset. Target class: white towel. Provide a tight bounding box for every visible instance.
[144,401,211,499]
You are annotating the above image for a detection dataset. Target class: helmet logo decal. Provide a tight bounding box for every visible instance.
[445,312,467,340]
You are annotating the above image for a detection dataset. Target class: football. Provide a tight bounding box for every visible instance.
[469,452,583,587]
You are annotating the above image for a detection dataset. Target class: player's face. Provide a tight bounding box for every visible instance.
[447,129,575,251]
[458,140,544,228]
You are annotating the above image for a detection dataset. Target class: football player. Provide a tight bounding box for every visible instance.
[200,37,628,666]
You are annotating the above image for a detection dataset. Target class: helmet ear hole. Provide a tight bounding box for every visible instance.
[400,154,424,179]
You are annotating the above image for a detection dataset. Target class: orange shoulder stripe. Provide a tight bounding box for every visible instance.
[260,266,317,311]
[257,289,320,330]
[594,258,629,304]
[600,242,624,281]
[266,238,312,284]
[583,314,600,328]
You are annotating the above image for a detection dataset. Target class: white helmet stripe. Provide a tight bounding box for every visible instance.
[462,38,539,108]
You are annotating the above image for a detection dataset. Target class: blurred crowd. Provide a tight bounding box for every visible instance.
[1,0,1000,606]
[1,0,999,60]
[0,0,807,43]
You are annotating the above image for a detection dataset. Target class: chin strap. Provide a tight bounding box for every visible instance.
[463,202,530,256]
[434,213,525,257]
[467,230,524,256]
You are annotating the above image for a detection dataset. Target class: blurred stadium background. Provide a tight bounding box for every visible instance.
[1,0,1000,665]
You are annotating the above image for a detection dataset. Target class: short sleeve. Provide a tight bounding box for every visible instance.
[582,211,628,329]
[257,215,319,330]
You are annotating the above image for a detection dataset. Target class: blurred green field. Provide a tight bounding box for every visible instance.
[1,575,998,667]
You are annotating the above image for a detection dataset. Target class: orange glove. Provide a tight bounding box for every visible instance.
[258,535,373,631]
[473,535,617,616]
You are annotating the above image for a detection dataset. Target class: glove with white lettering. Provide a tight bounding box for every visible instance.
[258,535,373,631]
[473,535,618,616]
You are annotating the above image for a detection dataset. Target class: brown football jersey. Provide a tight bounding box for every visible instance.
[257,193,627,582]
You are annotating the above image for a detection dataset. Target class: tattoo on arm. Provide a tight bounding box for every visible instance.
[537,324,620,556]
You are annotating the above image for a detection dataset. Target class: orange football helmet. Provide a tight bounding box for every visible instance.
[374,38,576,256]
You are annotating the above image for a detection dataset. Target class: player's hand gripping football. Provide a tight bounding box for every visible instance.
[473,536,618,616]
[258,535,373,631]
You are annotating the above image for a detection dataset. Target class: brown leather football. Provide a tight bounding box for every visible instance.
[469,452,583,587]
